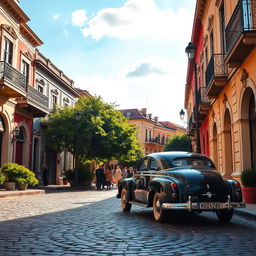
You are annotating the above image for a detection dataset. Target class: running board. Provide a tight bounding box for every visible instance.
[129,200,148,208]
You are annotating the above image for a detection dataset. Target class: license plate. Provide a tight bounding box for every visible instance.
[199,202,222,209]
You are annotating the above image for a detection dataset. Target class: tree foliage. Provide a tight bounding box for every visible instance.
[163,134,191,152]
[46,96,143,165]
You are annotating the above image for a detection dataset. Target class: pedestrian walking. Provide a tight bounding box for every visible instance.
[95,165,104,190]
[105,165,113,190]
[114,165,122,185]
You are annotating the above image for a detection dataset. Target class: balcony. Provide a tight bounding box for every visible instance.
[205,54,227,98]
[0,61,27,97]
[198,87,210,116]
[17,85,49,117]
[225,0,256,67]
[145,138,165,145]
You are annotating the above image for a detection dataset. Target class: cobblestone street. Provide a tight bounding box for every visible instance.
[0,188,256,256]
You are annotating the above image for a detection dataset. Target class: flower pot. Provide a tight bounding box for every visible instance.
[17,183,28,190]
[4,182,16,191]
[63,179,68,185]
[242,187,256,204]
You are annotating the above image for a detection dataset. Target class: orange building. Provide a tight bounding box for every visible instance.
[0,0,47,168]
[121,108,186,154]
[184,0,256,180]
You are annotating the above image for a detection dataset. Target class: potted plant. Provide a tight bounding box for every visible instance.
[77,164,94,187]
[64,169,75,185]
[0,163,20,190]
[240,168,256,204]
[0,163,39,190]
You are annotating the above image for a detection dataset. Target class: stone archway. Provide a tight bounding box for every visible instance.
[223,109,233,178]
[240,87,256,170]
[212,122,218,169]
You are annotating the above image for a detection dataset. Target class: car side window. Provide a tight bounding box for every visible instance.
[138,158,148,172]
[149,159,159,171]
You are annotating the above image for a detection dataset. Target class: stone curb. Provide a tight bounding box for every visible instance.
[234,208,256,221]
[0,189,45,198]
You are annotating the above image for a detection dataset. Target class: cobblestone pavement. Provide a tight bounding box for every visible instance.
[0,188,256,256]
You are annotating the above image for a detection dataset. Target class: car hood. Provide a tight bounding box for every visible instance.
[161,167,228,201]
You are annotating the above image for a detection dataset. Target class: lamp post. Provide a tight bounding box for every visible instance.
[12,126,20,143]
[74,111,82,186]
[185,42,201,154]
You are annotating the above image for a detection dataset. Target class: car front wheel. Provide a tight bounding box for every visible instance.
[216,209,233,222]
[121,188,132,212]
[153,192,167,222]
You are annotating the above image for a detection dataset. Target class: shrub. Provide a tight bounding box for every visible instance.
[0,163,38,186]
[77,164,94,181]
[0,172,5,184]
[64,169,75,181]
[240,168,256,187]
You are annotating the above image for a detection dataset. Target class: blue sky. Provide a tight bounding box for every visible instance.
[21,0,195,125]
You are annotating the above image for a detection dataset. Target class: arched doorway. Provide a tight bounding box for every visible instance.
[0,116,5,165]
[240,87,256,170]
[33,137,40,173]
[223,109,233,178]
[212,122,218,169]
[249,94,256,169]
[15,127,24,165]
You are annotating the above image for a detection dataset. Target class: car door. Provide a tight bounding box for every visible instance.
[133,157,148,202]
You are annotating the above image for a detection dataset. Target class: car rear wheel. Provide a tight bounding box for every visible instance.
[216,209,233,222]
[153,192,167,222]
[121,188,131,212]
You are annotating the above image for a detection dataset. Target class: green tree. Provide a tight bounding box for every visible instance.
[163,134,191,152]
[46,96,143,167]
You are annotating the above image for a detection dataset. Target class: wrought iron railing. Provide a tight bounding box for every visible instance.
[0,61,26,91]
[225,0,256,54]
[205,54,227,89]
[26,85,49,111]
[198,87,210,105]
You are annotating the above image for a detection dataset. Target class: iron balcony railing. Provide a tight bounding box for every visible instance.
[225,0,256,55]
[26,85,49,111]
[205,54,227,89]
[0,61,26,91]
[198,87,210,105]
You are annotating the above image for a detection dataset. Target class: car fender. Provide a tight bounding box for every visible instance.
[226,179,243,202]
[119,178,136,201]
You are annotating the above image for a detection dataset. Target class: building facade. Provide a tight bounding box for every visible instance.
[121,108,186,154]
[0,0,48,169]
[184,0,256,180]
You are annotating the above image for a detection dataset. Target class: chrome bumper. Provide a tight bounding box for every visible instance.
[162,196,246,212]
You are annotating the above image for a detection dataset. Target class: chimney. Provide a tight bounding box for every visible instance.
[154,116,158,122]
[141,108,147,114]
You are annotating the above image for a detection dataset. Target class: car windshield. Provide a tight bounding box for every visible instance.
[172,157,215,168]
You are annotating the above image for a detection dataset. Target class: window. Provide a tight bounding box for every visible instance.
[210,31,214,56]
[138,158,148,172]
[21,60,29,84]
[149,159,158,170]
[149,130,152,140]
[3,37,13,65]
[205,47,208,65]
[145,129,148,141]
[219,4,226,53]
[52,94,57,107]
[37,84,44,93]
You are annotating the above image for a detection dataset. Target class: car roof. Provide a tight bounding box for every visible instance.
[147,151,208,160]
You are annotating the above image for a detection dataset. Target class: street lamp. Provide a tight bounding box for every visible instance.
[74,111,82,186]
[185,42,201,154]
[179,109,185,121]
[12,126,20,143]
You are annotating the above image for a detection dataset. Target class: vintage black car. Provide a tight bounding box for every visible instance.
[117,152,245,222]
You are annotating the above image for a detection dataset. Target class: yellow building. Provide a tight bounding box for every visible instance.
[184,0,256,180]
[121,108,186,154]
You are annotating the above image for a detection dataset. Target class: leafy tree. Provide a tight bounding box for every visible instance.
[46,96,143,167]
[163,134,191,152]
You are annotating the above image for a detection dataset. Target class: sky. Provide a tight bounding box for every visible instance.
[20,0,196,126]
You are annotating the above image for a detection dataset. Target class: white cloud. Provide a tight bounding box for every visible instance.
[75,57,186,125]
[80,0,193,41]
[72,9,88,26]
[52,14,60,20]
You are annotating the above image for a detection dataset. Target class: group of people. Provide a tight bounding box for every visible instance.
[95,165,134,190]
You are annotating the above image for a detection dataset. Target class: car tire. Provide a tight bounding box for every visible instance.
[153,192,167,222]
[121,188,132,212]
[216,209,233,222]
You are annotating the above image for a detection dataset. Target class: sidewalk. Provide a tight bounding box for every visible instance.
[234,203,256,221]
